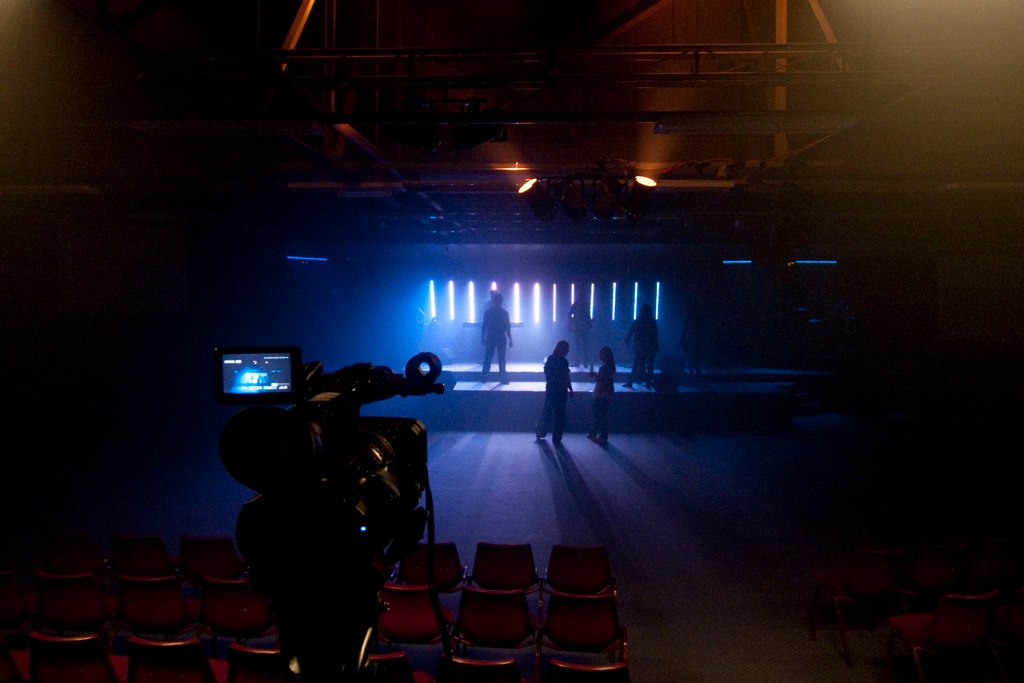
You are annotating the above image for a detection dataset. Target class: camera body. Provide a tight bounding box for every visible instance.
[215,347,444,682]
[216,347,443,559]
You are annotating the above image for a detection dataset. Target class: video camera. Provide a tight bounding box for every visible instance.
[214,346,445,682]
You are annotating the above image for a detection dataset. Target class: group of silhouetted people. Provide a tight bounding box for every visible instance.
[479,290,712,444]
[480,291,670,445]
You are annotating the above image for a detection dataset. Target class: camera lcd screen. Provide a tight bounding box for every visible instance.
[214,346,303,404]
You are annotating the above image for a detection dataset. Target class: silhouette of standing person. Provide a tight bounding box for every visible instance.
[535,340,573,444]
[587,346,615,444]
[481,292,513,383]
[567,294,592,369]
[624,303,659,390]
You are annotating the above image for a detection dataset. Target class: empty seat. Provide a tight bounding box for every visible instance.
[179,535,246,590]
[28,631,128,683]
[377,584,452,650]
[963,536,1023,595]
[541,545,616,598]
[900,540,970,611]
[394,542,467,594]
[885,590,1003,683]
[42,532,108,577]
[439,655,527,683]
[126,635,227,683]
[199,577,277,657]
[32,571,118,642]
[452,586,536,658]
[810,545,909,667]
[111,534,175,579]
[365,651,433,683]
[467,543,539,594]
[114,574,202,641]
[226,643,298,683]
[535,590,627,683]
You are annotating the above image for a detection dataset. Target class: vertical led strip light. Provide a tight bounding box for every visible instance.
[428,280,437,322]
[432,279,661,323]
[448,280,455,321]
[533,283,541,323]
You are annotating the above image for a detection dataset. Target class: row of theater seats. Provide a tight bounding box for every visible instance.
[1,534,630,682]
[809,535,1024,681]
[37,532,246,591]
[381,540,630,682]
[1,532,275,658]
[0,632,621,683]
[0,631,293,683]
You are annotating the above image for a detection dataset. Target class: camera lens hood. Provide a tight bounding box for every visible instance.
[220,406,323,493]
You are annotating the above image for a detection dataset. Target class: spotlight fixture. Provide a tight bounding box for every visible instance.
[558,179,588,222]
[591,176,623,220]
[450,120,508,152]
[518,178,558,220]
[623,175,657,224]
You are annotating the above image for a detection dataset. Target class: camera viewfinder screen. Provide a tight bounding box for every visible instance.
[215,347,301,404]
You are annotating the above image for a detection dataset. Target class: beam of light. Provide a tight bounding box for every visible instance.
[448,280,455,321]
[589,283,595,318]
[285,255,328,262]
[722,259,752,264]
[533,282,541,323]
[468,281,476,322]
[512,282,521,323]
[632,282,639,320]
[552,283,558,323]
[491,281,498,295]
[793,259,838,265]
[611,282,617,321]
[654,281,661,320]
[428,280,436,321]
[570,283,576,305]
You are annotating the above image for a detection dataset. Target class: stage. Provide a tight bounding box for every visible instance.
[363,361,835,433]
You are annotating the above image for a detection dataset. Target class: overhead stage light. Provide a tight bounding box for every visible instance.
[519,169,655,223]
[623,175,657,224]
[450,121,508,151]
[450,106,508,152]
[518,178,558,220]
[591,177,623,221]
[558,179,588,222]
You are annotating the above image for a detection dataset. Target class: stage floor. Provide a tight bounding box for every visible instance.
[440,361,831,394]
[366,363,835,433]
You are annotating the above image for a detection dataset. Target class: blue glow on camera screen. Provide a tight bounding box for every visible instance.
[221,352,294,395]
